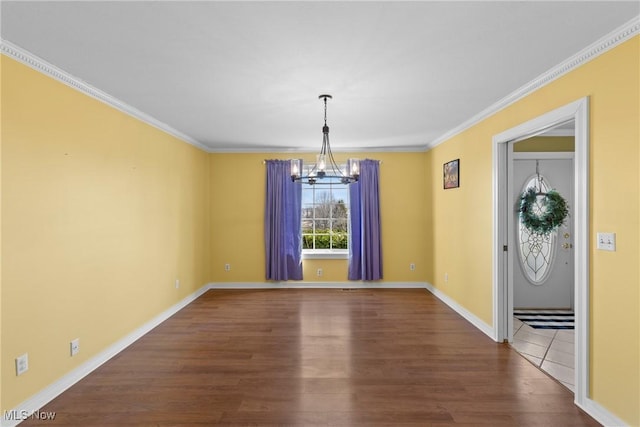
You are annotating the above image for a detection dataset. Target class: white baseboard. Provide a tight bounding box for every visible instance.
[4,282,626,427]
[576,398,628,427]
[421,284,628,425]
[1,284,211,427]
[207,281,428,289]
[208,281,497,341]
[423,282,496,341]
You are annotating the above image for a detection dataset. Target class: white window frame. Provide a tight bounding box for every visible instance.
[301,173,350,260]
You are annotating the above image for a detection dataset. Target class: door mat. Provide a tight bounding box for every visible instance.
[514,309,574,329]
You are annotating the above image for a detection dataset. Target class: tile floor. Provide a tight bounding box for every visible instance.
[512,316,575,392]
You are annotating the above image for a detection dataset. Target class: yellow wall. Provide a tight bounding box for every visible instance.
[209,152,428,283]
[1,56,210,410]
[427,36,639,424]
[1,34,638,426]
[514,135,575,152]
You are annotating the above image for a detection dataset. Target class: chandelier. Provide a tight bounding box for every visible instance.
[290,95,360,185]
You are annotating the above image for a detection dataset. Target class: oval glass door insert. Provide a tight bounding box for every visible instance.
[518,176,557,285]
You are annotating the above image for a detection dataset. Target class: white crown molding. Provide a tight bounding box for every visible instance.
[424,15,640,151]
[5,13,635,156]
[208,145,426,154]
[0,39,432,155]
[0,39,211,153]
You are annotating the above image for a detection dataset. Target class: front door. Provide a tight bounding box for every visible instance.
[512,155,574,309]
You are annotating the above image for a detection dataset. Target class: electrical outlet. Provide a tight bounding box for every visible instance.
[596,232,616,251]
[409,263,416,271]
[224,263,231,272]
[70,338,80,357]
[445,273,449,283]
[317,268,323,277]
[175,279,180,289]
[16,353,28,376]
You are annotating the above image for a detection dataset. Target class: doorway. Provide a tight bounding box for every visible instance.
[510,147,575,390]
[492,97,590,407]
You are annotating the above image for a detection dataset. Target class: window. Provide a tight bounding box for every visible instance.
[301,175,349,256]
[517,175,557,284]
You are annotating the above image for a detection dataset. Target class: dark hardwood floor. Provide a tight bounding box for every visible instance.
[22,289,599,426]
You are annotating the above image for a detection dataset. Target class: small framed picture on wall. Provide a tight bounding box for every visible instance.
[443,159,460,189]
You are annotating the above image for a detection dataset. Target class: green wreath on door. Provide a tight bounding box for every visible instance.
[518,187,569,235]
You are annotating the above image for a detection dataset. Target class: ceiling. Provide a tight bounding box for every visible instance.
[1,1,638,152]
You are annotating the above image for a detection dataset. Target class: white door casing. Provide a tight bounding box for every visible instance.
[492,97,590,411]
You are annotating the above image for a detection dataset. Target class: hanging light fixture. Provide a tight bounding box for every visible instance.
[290,95,360,185]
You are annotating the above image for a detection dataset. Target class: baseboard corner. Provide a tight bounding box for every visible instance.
[424,282,496,341]
[576,397,629,427]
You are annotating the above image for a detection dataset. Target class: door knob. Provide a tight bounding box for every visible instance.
[562,243,573,249]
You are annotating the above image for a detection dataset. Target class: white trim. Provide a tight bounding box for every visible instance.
[512,152,575,160]
[493,131,511,342]
[576,398,629,427]
[0,37,416,155]
[425,15,639,151]
[302,251,349,260]
[208,281,496,340]
[539,129,575,137]
[210,145,423,154]
[424,282,496,341]
[1,284,211,427]
[0,40,210,153]
[5,280,597,427]
[573,97,591,408]
[2,16,636,156]
[207,281,428,289]
[492,97,591,412]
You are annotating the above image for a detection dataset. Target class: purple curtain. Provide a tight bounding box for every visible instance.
[264,160,303,281]
[348,159,382,281]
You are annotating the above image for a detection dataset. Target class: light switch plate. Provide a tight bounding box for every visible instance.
[596,232,616,251]
[70,338,80,356]
[16,353,28,376]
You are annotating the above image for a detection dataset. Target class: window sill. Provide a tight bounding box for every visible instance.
[302,251,349,260]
